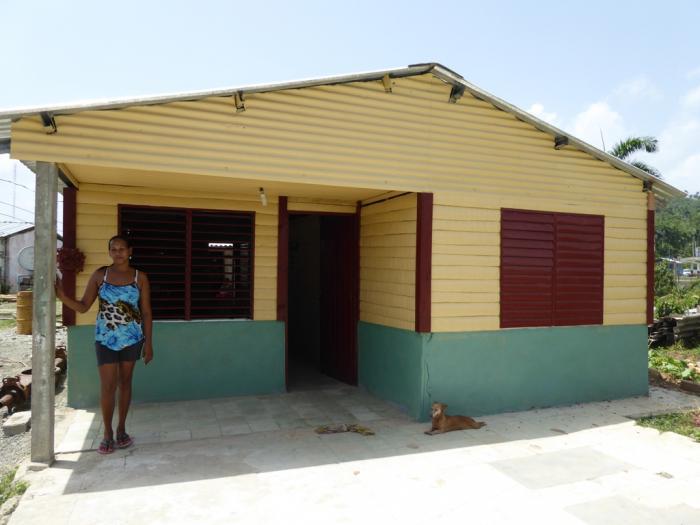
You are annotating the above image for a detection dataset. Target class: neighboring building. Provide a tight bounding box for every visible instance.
[1,63,685,419]
[0,224,63,292]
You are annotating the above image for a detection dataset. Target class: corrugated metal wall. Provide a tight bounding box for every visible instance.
[360,194,417,330]
[11,73,648,332]
[74,184,278,325]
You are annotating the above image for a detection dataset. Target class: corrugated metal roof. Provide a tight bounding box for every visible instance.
[0,62,684,201]
[0,222,33,238]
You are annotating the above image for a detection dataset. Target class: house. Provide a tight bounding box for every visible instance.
[1,63,685,429]
[0,223,62,292]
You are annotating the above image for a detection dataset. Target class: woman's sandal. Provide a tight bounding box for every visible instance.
[116,432,134,449]
[97,438,115,455]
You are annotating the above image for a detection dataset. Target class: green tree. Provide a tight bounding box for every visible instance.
[656,194,700,258]
[654,261,676,297]
[608,136,661,177]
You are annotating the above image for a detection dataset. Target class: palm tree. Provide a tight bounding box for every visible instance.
[608,136,662,178]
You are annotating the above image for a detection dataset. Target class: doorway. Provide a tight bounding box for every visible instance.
[287,213,358,389]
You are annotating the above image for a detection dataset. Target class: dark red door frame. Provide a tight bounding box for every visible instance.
[62,186,77,326]
[277,200,361,389]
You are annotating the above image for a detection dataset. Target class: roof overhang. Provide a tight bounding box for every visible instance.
[0,62,685,203]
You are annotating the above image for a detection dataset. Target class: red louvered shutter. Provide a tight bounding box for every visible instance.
[500,210,555,328]
[553,213,604,326]
[500,209,604,328]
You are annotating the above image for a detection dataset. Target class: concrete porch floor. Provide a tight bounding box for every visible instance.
[10,386,700,525]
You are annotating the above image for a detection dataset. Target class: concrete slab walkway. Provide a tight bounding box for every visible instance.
[10,386,700,525]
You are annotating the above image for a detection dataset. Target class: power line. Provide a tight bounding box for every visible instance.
[0,178,33,191]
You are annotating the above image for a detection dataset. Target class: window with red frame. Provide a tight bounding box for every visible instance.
[500,209,604,328]
[120,206,254,320]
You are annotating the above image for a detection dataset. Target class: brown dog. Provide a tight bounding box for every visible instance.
[425,402,485,435]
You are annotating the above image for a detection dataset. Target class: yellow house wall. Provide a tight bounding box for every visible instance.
[11,73,649,332]
[73,184,278,325]
[360,194,416,330]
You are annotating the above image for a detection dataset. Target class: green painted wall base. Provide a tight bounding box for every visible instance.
[67,321,285,408]
[359,322,648,421]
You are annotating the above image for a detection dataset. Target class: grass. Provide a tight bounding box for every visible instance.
[637,411,700,442]
[0,319,16,330]
[0,468,28,507]
[654,341,700,363]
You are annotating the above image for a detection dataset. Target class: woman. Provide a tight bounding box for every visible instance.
[56,235,153,454]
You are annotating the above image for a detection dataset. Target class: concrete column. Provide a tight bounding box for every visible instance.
[30,161,58,466]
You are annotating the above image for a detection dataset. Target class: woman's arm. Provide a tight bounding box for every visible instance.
[139,272,154,365]
[55,270,101,314]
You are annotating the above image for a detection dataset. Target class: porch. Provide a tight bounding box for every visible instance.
[11,386,700,524]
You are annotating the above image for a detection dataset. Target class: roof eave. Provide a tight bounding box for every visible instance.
[0,63,437,120]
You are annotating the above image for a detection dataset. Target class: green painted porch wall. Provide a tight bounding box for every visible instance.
[358,322,426,419]
[67,320,285,408]
[358,322,648,421]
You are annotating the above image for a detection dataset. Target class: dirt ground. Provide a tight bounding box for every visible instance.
[0,297,67,473]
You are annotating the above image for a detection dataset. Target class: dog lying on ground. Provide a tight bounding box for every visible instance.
[425,402,486,435]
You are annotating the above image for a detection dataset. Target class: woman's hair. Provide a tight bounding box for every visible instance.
[108,235,131,249]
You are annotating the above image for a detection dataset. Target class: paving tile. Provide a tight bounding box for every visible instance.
[490,446,634,489]
[248,419,280,432]
[566,496,700,525]
[220,423,252,436]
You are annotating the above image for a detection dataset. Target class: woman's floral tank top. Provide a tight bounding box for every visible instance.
[95,267,144,351]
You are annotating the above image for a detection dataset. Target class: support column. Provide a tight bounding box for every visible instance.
[415,193,433,332]
[31,162,58,466]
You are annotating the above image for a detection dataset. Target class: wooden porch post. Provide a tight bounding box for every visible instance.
[647,191,656,325]
[31,161,58,466]
[416,193,433,332]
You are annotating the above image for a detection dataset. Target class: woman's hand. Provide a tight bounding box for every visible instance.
[143,342,154,365]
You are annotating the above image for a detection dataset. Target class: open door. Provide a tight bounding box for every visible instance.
[287,213,358,387]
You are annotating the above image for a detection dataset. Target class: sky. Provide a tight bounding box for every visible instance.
[1,0,699,230]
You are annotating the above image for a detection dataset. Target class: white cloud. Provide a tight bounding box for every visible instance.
[682,85,700,109]
[527,103,558,125]
[644,117,700,194]
[664,153,700,194]
[687,67,700,79]
[612,76,662,101]
[570,102,627,151]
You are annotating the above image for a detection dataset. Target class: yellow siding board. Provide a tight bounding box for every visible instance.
[361,302,414,323]
[604,312,646,324]
[432,244,500,256]
[432,231,499,246]
[360,291,414,310]
[605,299,647,314]
[360,257,415,271]
[433,220,500,233]
[604,287,646,300]
[362,313,414,331]
[361,246,416,259]
[361,234,416,248]
[433,254,499,267]
[432,317,500,332]
[432,291,499,303]
[432,279,499,293]
[360,207,417,225]
[432,303,500,317]
[433,266,499,281]
[360,281,414,297]
[361,221,417,236]
[287,200,356,213]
